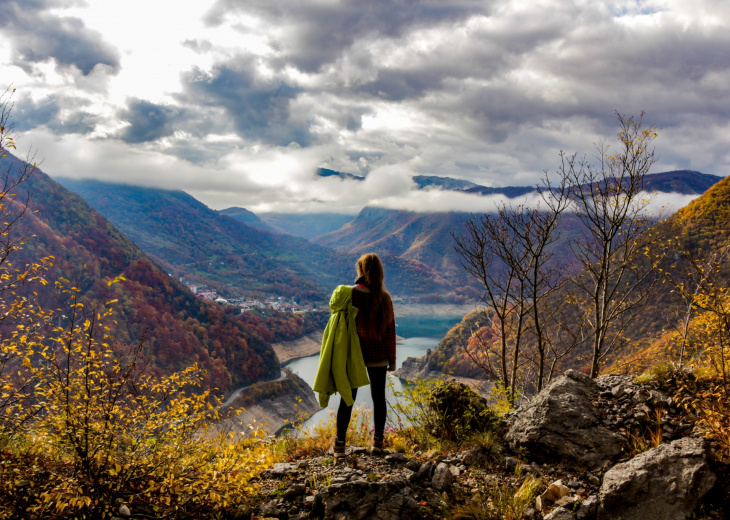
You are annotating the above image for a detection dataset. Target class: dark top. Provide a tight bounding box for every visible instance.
[351,280,396,366]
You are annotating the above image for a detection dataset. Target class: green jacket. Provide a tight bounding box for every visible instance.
[313,285,370,407]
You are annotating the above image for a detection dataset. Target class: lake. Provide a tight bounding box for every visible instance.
[282,315,462,432]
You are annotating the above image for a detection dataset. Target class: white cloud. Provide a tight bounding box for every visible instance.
[1,0,727,215]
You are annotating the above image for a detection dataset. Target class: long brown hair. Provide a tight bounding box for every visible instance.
[356,253,394,335]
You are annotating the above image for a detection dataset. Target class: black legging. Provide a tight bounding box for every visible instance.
[336,366,388,442]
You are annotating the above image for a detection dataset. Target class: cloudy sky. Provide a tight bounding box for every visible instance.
[1,0,728,213]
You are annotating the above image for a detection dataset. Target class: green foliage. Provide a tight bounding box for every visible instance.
[447,475,542,520]
[427,379,500,442]
[389,377,444,452]
[390,378,500,453]
[466,431,502,463]
[487,381,517,416]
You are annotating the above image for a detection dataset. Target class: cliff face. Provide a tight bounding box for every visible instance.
[217,370,319,436]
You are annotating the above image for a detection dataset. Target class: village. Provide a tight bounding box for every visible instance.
[182,281,317,314]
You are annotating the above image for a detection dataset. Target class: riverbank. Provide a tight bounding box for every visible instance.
[272,332,323,364]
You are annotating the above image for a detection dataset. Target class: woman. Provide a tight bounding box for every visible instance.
[334,253,396,456]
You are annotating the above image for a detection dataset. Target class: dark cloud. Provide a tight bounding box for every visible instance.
[205,0,491,73]
[0,0,120,75]
[180,57,310,146]
[117,99,186,144]
[356,69,444,101]
[14,94,97,135]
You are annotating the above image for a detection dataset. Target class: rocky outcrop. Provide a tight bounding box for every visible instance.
[254,448,451,519]
[251,371,721,520]
[505,370,627,470]
[597,437,716,520]
[394,355,432,381]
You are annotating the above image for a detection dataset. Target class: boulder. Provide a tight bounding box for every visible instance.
[597,437,716,520]
[505,370,627,470]
[432,462,453,491]
[544,506,576,520]
[318,479,422,520]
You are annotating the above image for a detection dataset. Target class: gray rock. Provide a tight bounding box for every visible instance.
[266,462,299,476]
[462,447,481,466]
[416,461,434,481]
[597,437,716,520]
[576,495,598,520]
[374,486,420,520]
[259,498,284,517]
[405,458,421,472]
[118,504,130,517]
[504,456,519,473]
[319,479,421,520]
[432,462,453,491]
[284,483,306,499]
[544,506,576,520]
[385,452,409,464]
[505,370,627,470]
[524,507,539,520]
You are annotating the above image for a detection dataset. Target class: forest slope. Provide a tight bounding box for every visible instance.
[4,155,281,395]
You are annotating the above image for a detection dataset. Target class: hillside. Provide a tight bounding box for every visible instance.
[56,178,452,301]
[669,173,730,250]
[218,206,279,233]
[314,207,475,286]
[3,155,281,395]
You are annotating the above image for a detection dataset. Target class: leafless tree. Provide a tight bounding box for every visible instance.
[563,112,664,378]
[453,176,572,400]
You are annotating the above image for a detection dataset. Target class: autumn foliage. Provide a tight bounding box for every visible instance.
[0,90,275,519]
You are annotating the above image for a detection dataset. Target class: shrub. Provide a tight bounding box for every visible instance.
[0,280,274,519]
[426,379,499,442]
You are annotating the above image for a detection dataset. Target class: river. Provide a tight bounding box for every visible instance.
[282,315,462,432]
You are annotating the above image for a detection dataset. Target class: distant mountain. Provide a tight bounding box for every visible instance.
[56,178,452,301]
[642,170,723,195]
[314,207,473,284]
[314,169,722,197]
[219,206,279,233]
[221,205,355,242]
[463,185,536,197]
[2,155,280,396]
[412,175,481,191]
[258,213,356,240]
[314,170,723,305]
[316,167,364,181]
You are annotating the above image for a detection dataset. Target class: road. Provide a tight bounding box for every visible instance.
[219,370,287,409]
